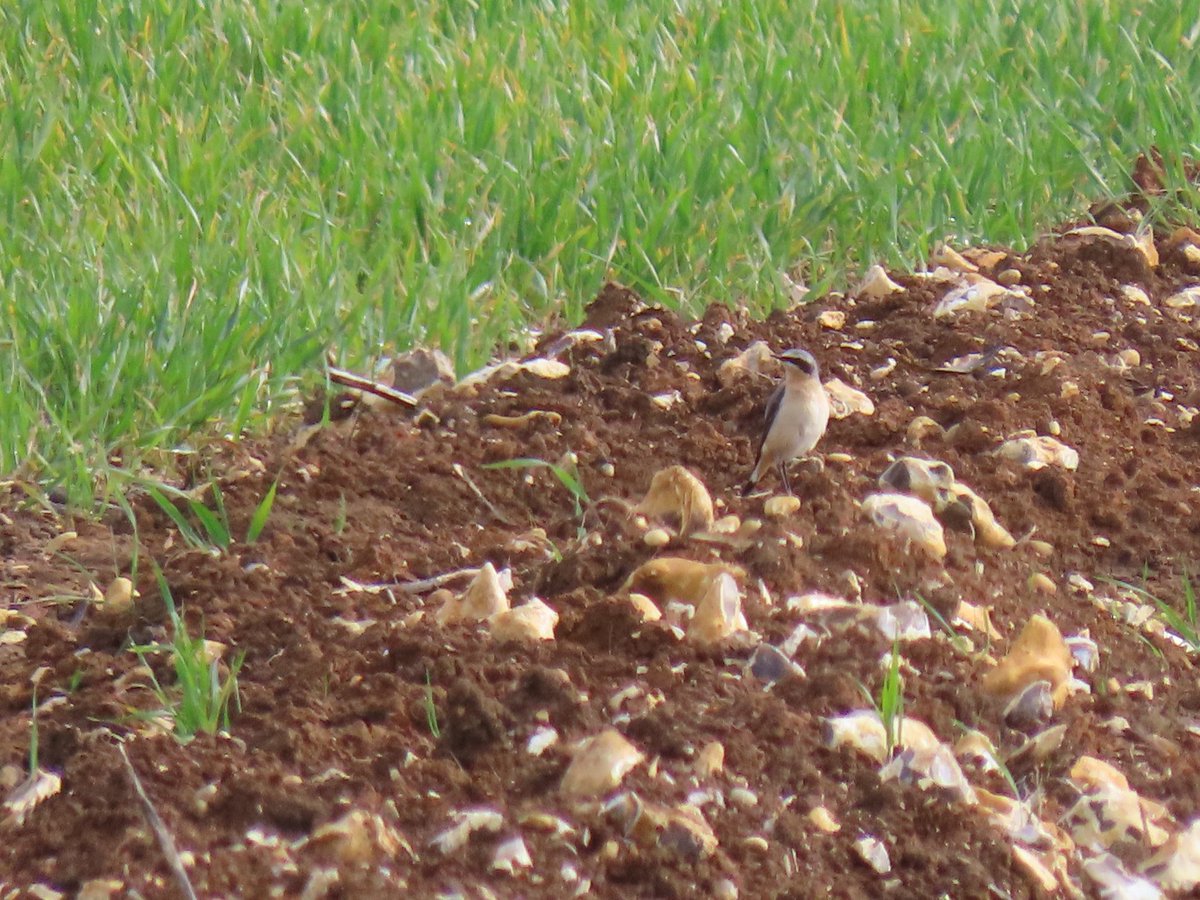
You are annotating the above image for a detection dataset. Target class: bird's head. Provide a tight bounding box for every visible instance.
[774,348,820,379]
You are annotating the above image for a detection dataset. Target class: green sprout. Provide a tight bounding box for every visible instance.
[128,567,245,742]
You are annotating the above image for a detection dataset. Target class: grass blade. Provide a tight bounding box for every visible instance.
[245,478,279,544]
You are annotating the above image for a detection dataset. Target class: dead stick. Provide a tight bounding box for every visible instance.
[328,367,417,408]
[337,567,481,595]
[119,744,198,900]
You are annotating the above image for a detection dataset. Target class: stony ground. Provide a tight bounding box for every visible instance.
[3,200,1200,898]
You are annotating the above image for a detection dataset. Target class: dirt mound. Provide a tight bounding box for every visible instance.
[3,211,1200,896]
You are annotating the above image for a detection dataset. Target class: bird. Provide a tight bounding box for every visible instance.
[742,348,830,496]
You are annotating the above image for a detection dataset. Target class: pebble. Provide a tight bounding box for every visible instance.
[643,528,671,548]
[764,495,802,518]
[817,309,847,330]
[1027,578,1056,600]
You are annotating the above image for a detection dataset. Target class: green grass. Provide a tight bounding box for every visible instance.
[4,1,1200,504]
[423,670,441,739]
[1107,567,1200,652]
[129,567,245,741]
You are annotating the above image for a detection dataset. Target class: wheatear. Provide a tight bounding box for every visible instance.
[742,348,830,496]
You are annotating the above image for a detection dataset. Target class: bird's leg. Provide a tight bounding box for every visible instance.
[779,461,793,496]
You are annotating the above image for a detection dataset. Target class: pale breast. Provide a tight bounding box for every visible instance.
[764,380,830,460]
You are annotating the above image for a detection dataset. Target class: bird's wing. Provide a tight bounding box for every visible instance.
[754,383,785,461]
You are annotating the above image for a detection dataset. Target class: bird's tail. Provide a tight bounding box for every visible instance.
[741,460,763,497]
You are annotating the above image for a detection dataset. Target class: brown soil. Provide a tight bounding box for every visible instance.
[3,210,1200,898]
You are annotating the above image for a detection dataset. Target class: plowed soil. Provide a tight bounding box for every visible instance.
[3,203,1200,898]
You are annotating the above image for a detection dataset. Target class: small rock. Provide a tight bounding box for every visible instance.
[906,416,945,445]
[712,878,739,900]
[862,493,946,560]
[996,268,1022,286]
[1121,284,1151,305]
[437,562,511,624]
[694,742,725,779]
[2,768,62,827]
[1143,817,1200,891]
[489,597,558,642]
[878,457,955,504]
[729,787,758,808]
[430,807,504,855]
[980,614,1073,708]
[1083,854,1163,898]
[764,495,802,518]
[854,835,892,874]
[491,835,532,874]
[102,577,136,614]
[747,643,801,683]
[635,465,715,535]
[873,601,932,642]
[642,528,672,548]
[688,573,749,645]
[933,276,1013,318]
[880,744,976,803]
[808,806,840,833]
[1007,723,1067,766]
[1164,285,1200,309]
[624,558,743,608]
[953,601,1001,640]
[817,309,847,330]
[930,244,979,274]
[997,433,1079,471]
[526,727,558,756]
[822,710,889,763]
[717,341,775,385]
[1003,680,1054,730]
[1011,846,1060,894]
[311,809,413,865]
[626,593,662,622]
[77,881,125,900]
[1028,539,1054,557]
[939,482,1015,549]
[560,729,643,798]
[854,265,903,299]
[824,379,875,418]
[1066,632,1099,672]
[1028,572,1057,595]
